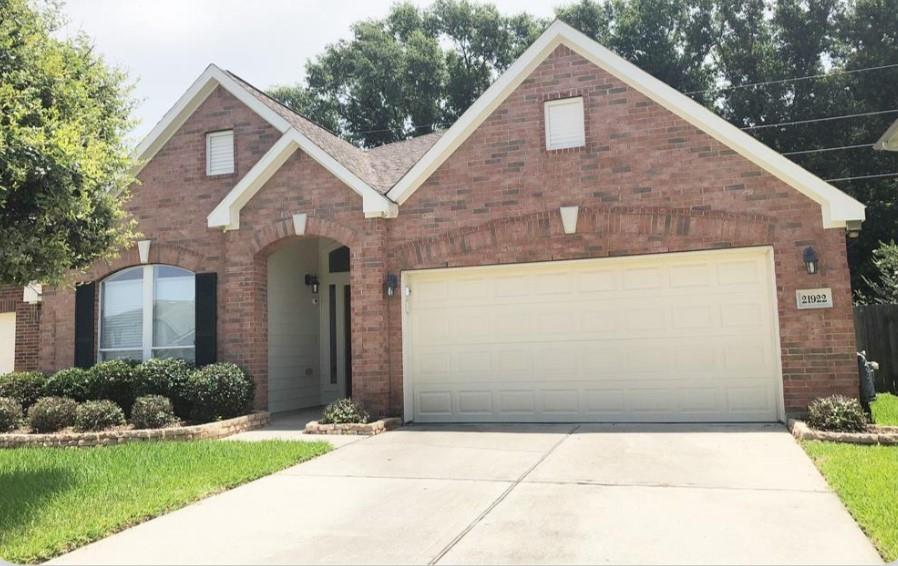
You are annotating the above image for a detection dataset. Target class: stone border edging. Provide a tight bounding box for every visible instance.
[0,412,270,449]
[788,419,898,445]
[304,417,401,436]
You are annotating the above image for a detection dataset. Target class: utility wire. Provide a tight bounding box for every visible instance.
[825,172,898,183]
[782,143,874,156]
[741,109,898,130]
[684,62,898,95]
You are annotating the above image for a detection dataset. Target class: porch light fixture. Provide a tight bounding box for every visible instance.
[304,274,320,294]
[802,246,819,274]
[385,273,398,297]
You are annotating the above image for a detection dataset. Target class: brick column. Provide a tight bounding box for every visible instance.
[350,218,391,416]
[220,237,269,410]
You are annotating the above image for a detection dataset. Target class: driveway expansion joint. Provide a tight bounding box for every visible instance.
[428,425,580,565]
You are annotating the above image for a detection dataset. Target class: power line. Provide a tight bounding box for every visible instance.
[685,62,898,95]
[741,109,898,130]
[825,172,898,183]
[783,143,874,156]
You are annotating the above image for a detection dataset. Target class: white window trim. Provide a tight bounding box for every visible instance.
[97,265,196,362]
[206,130,235,176]
[544,96,585,150]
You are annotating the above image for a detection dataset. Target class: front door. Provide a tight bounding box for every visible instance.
[320,245,352,404]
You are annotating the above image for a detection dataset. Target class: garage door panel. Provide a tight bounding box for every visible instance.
[407,248,781,423]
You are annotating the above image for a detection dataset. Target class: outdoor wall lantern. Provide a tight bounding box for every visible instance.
[304,274,320,294]
[803,246,819,274]
[385,273,399,297]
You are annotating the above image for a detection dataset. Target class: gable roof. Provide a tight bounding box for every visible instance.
[133,64,430,221]
[140,21,864,230]
[385,20,865,229]
[875,118,898,151]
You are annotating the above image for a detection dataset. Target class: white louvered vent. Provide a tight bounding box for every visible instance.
[206,130,235,175]
[544,97,585,150]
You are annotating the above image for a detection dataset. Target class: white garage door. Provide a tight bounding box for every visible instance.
[0,312,15,375]
[403,247,782,423]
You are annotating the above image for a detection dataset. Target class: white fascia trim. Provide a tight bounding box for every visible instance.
[132,64,291,176]
[874,118,898,151]
[387,21,865,229]
[207,130,396,230]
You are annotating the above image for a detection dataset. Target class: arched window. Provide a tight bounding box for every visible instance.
[99,265,196,362]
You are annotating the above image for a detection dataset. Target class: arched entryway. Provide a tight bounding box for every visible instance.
[264,236,353,413]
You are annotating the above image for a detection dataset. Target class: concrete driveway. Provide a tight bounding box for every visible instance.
[50,423,881,565]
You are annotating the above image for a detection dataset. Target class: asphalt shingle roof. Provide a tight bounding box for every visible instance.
[226,72,443,194]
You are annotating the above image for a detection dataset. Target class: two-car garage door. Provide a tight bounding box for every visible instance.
[403,247,782,423]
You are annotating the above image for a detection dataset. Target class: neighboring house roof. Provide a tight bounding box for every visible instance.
[136,20,865,230]
[875,118,898,151]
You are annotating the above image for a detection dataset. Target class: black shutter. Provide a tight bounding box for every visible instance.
[74,282,96,368]
[195,272,218,366]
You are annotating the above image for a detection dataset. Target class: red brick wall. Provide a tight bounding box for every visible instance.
[0,285,41,372]
[34,46,859,418]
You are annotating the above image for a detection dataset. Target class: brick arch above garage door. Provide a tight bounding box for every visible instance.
[390,207,776,270]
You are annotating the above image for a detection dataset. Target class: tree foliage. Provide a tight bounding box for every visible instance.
[0,0,135,285]
[271,0,898,297]
[858,241,898,304]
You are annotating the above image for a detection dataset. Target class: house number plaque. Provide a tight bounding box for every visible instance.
[796,288,833,309]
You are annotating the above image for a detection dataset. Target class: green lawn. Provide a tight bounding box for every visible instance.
[871,393,898,425]
[803,441,898,562]
[0,440,330,564]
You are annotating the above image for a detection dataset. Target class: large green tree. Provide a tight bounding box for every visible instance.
[0,0,135,286]
[271,0,543,147]
[272,0,898,296]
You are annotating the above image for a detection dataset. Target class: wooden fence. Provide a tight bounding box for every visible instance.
[854,304,898,394]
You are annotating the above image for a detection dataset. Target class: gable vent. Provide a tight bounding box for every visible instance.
[544,97,585,150]
[206,130,235,175]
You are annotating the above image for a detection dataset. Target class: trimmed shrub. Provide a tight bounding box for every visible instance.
[44,367,95,402]
[807,395,868,432]
[90,360,141,415]
[0,397,23,432]
[137,358,193,420]
[185,363,254,423]
[320,398,369,424]
[131,395,178,429]
[0,371,47,409]
[27,397,78,433]
[75,400,126,432]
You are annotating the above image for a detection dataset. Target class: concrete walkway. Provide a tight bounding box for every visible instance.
[225,407,363,448]
[50,423,882,565]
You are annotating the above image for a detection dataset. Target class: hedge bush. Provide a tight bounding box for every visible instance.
[44,367,95,402]
[0,397,22,432]
[807,395,868,432]
[28,397,78,433]
[75,400,126,432]
[320,398,369,424]
[186,363,254,423]
[131,395,178,429]
[0,371,47,409]
[90,360,141,415]
[137,358,193,419]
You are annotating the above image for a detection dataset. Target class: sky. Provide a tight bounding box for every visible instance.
[59,0,558,144]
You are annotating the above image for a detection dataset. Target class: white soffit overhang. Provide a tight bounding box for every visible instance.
[386,20,865,229]
[875,118,898,151]
[207,130,396,230]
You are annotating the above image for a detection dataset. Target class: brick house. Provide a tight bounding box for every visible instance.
[3,22,867,422]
